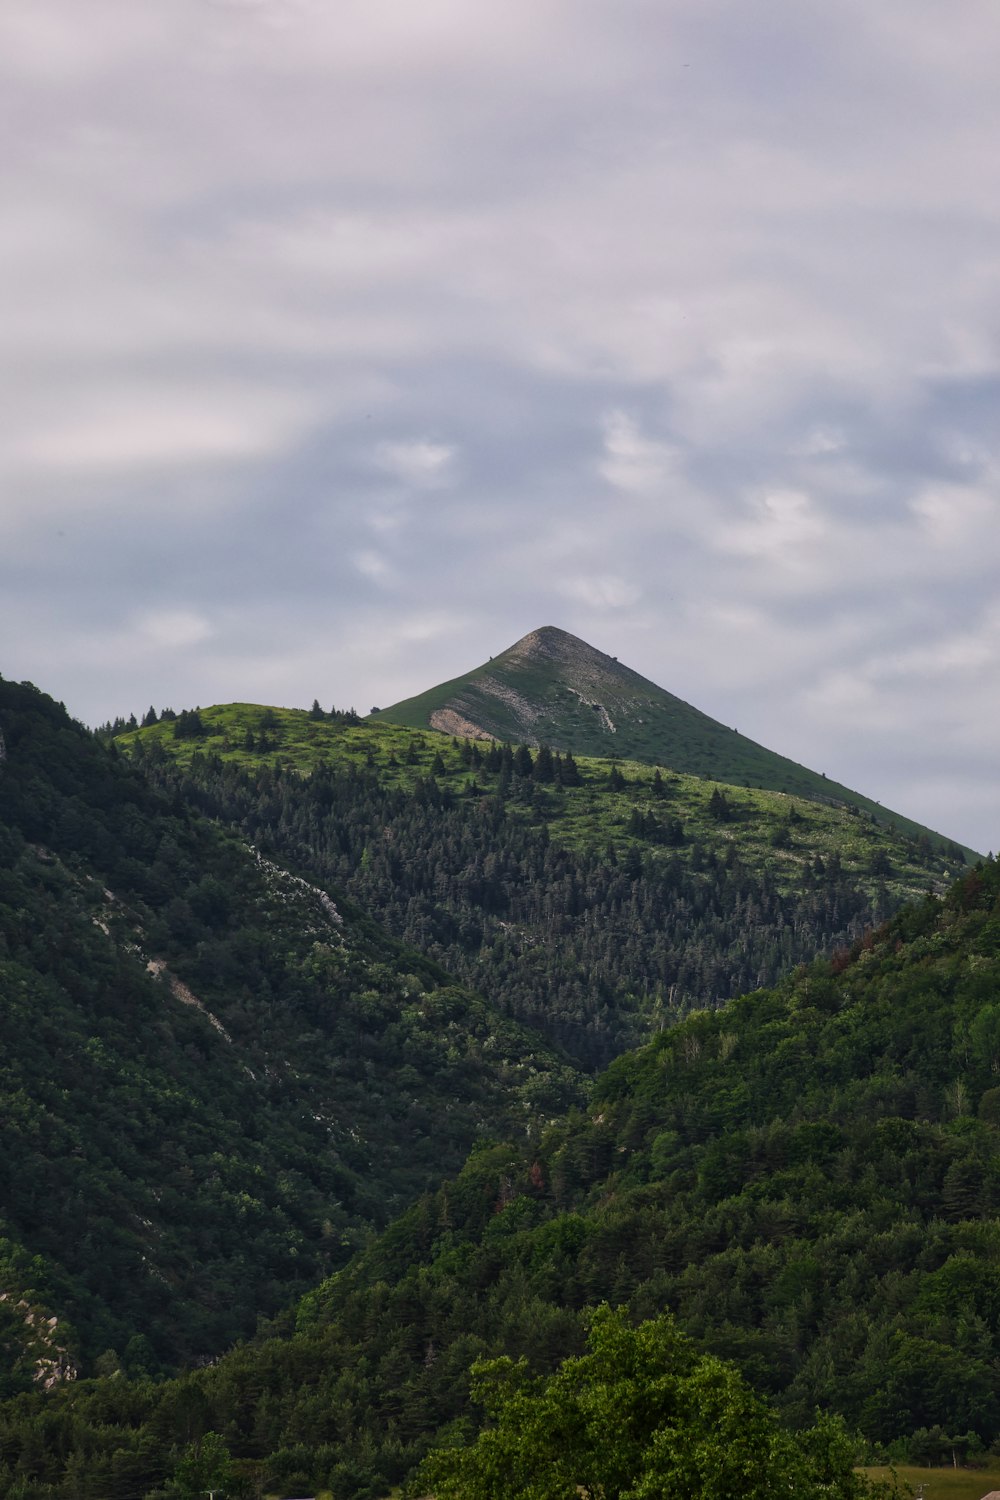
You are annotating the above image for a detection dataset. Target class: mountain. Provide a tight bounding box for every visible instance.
[5,855,998,1497]
[1,663,995,1496]
[0,675,577,1388]
[3,663,962,1396]
[119,705,968,1067]
[372,626,976,856]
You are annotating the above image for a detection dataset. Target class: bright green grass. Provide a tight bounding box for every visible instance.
[118,706,968,905]
[370,639,981,860]
[862,1463,1000,1498]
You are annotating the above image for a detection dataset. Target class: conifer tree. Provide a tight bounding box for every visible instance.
[534,745,555,783]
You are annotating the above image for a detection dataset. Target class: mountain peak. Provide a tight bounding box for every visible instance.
[372,624,652,746]
[498,625,630,674]
[371,628,972,853]
[508,625,585,650]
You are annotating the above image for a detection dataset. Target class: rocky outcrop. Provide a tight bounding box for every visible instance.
[0,1292,78,1389]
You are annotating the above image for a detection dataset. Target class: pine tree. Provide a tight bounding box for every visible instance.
[561,751,582,787]
[534,745,555,783]
[513,745,534,778]
[708,789,732,822]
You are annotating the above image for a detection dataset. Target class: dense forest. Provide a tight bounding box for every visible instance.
[123,703,963,1067]
[1,836,997,1497]
[0,678,577,1387]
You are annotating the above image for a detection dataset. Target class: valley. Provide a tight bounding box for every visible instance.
[0,634,995,1499]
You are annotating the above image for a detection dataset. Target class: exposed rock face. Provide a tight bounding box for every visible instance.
[421,626,655,748]
[0,1292,78,1389]
[146,958,233,1042]
[428,708,494,740]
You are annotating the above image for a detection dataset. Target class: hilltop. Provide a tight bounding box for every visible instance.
[372,626,977,856]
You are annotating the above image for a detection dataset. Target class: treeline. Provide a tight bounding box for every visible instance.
[2,860,998,1498]
[145,745,912,1067]
[95,701,362,742]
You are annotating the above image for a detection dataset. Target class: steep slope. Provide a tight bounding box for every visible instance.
[0,676,577,1386]
[5,858,999,1497]
[121,705,967,1065]
[372,626,976,855]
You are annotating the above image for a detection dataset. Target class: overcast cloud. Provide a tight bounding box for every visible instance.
[2,0,998,850]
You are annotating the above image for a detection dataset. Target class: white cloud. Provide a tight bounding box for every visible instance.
[869,608,1000,687]
[723,489,828,563]
[396,610,471,643]
[791,427,846,457]
[352,549,392,583]
[559,575,642,610]
[599,411,678,497]
[373,439,457,489]
[910,484,999,550]
[11,387,312,475]
[135,609,214,648]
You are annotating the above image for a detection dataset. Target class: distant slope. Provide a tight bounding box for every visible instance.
[372,626,977,857]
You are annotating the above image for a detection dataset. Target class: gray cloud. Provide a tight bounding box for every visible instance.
[1,0,998,850]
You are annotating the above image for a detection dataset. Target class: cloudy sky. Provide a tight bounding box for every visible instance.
[2,1,998,851]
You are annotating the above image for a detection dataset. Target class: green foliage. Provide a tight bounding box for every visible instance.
[0,667,993,1498]
[864,1465,1000,1500]
[168,1431,235,1500]
[5,862,1000,1496]
[173,708,206,740]
[420,1306,884,1500]
[118,706,961,1066]
[369,627,978,858]
[0,676,578,1385]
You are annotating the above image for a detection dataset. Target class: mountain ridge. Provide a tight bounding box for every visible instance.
[372,626,979,858]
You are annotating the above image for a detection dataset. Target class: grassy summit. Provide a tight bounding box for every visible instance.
[372,626,974,855]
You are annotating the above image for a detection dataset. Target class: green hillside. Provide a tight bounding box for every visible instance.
[119,703,969,1066]
[2,664,991,1496]
[0,677,576,1388]
[4,856,998,1497]
[372,625,978,857]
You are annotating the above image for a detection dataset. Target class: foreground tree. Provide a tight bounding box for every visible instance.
[167,1431,235,1500]
[419,1307,889,1500]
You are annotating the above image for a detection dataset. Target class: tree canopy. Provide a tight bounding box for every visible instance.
[420,1306,887,1500]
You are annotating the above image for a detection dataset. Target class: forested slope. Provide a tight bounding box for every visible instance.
[0,677,577,1388]
[122,703,967,1066]
[4,857,998,1498]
